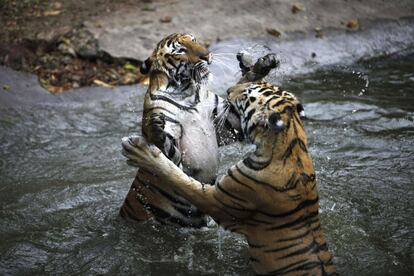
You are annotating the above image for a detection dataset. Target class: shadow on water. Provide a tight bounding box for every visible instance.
[0,52,413,274]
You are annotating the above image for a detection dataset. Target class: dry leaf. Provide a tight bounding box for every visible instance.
[93,79,114,88]
[160,16,172,23]
[266,28,281,37]
[43,10,62,17]
[346,19,359,30]
[47,85,65,93]
[3,85,11,91]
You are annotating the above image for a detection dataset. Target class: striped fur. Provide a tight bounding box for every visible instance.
[120,33,240,227]
[122,80,337,274]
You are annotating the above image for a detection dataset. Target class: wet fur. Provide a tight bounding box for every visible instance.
[122,80,337,274]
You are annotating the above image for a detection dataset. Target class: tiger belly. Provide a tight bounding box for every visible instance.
[180,111,219,184]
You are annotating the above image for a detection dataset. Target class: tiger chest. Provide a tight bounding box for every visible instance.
[179,107,219,184]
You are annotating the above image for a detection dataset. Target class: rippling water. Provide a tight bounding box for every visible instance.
[1,53,413,275]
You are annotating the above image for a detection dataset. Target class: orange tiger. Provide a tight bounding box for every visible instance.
[122,54,337,274]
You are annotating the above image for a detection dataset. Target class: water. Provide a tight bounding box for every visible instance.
[1,53,414,275]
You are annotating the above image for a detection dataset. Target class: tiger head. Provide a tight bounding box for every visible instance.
[227,82,306,143]
[140,33,212,87]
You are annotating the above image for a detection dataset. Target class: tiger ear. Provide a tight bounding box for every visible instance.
[268,112,286,133]
[297,103,306,120]
[140,58,153,74]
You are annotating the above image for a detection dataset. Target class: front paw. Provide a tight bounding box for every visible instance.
[251,53,279,76]
[121,135,162,168]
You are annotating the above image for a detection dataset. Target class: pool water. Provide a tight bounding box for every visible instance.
[0,53,413,275]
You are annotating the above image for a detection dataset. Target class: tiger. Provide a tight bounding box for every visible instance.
[119,33,278,227]
[121,75,337,274]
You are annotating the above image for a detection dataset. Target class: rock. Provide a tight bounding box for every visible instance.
[292,4,305,13]
[70,27,100,59]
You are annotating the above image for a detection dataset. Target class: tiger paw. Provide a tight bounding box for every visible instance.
[238,52,280,82]
[122,135,162,169]
[251,53,279,77]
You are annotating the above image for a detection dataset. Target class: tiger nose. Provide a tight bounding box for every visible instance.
[201,53,212,64]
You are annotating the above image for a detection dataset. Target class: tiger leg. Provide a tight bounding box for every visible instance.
[146,112,182,165]
[119,172,153,221]
[122,135,246,222]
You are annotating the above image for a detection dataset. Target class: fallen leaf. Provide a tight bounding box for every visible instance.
[266,28,281,37]
[142,6,156,11]
[43,10,62,16]
[3,85,11,91]
[291,4,305,13]
[160,16,172,23]
[47,85,65,93]
[39,78,49,88]
[123,63,138,72]
[93,79,114,88]
[346,19,359,30]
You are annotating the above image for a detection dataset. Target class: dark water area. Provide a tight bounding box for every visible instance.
[0,53,413,275]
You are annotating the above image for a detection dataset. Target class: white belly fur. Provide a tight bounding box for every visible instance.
[179,109,219,184]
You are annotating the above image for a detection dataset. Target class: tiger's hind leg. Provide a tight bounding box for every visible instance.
[119,172,153,221]
[237,52,280,83]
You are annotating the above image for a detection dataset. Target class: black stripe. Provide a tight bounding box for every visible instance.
[212,194,253,217]
[264,95,280,106]
[212,94,219,118]
[150,94,198,111]
[120,198,138,219]
[264,242,301,253]
[227,168,255,192]
[277,240,319,260]
[163,115,181,124]
[271,98,286,108]
[217,182,249,203]
[166,57,178,69]
[266,211,319,231]
[258,259,308,275]
[235,164,298,193]
[282,138,308,163]
[145,202,200,227]
[280,261,322,275]
[291,217,320,231]
[167,144,176,159]
[144,106,176,116]
[149,183,190,206]
[242,156,272,170]
[244,108,256,123]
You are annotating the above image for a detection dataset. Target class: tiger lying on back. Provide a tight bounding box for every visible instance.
[122,77,337,274]
[120,33,277,227]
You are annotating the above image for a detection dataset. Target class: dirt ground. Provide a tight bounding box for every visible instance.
[1,0,413,92]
